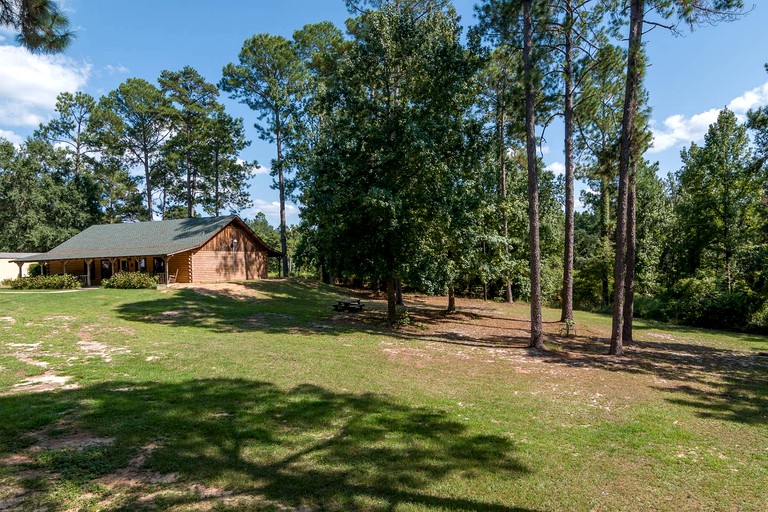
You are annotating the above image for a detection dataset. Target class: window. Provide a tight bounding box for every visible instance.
[121,259,129,272]
[153,257,165,274]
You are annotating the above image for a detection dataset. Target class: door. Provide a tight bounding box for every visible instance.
[100,260,112,280]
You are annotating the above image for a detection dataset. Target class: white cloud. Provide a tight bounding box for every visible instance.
[727,82,768,113]
[253,165,270,176]
[649,108,721,154]
[650,81,768,154]
[0,45,90,127]
[546,161,565,176]
[241,199,298,224]
[104,64,129,75]
[0,129,23,145]
[540,145,551,155]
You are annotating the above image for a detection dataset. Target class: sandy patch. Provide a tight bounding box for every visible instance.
[0,317,15,324]
[42,315,76,322]
[11,372,76,392]
[184,282,267,300]
[77,327,132,362]
[27,423,113,452]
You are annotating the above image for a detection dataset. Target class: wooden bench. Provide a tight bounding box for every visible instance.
[333,299,365,312]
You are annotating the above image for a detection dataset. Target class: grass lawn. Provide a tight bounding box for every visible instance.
[0,280,765,511]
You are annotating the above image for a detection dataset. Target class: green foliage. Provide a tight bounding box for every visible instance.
[95,78,173,220]
[299,2,483,307]
[2,274,81,290]
[0,0,73,53]
[662,273,761,330]
[0,139,101,252]
[101,272,158,289]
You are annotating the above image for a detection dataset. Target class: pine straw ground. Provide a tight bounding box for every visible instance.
[0,280,766,512]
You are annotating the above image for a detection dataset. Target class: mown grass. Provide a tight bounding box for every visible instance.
[0,280,766,511]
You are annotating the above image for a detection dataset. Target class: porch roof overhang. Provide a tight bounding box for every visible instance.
[10,215,283,263]
[11,250,172,263]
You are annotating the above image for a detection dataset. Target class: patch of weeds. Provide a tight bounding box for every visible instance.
[34,444,133,484]
[394,305,410,327]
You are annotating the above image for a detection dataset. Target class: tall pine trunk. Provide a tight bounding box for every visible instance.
[498,80,513,304]
[523,0,544,350]
[144,151,153,221]
[387,278,397,324]
[276,114,289,277]
[622,162,637,343]
[610,0,644,356]
[600,175,611,307]
[214,148,220,216]
[561,0,575,323]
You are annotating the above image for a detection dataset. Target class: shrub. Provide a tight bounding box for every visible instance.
[2,274,82,290]
[748,301,768,333]
[633,294,667,321]
[664,274,760,330]
[102,272,158,289]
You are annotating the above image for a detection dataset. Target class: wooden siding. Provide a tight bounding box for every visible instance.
[191,249,267,282]
[191,221,269,282]
[200,223,271,253]
[30,219,272,285]
[168,252,192,283]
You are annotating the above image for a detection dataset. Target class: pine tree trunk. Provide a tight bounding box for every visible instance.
[144,152,153,221]
[447,284,456,313]
[186,148,193,218]
[214,149,220,217]
[601,175,611,308]
[523,0,544,350]
[276,114,289,278]
[610,0,645,356]
[499,87,513,305]
[395,279,404,305]
[561,0,575,323]
[622,163,637,343]
[387,278,397,324]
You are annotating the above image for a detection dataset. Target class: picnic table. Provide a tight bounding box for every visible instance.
[333,298,365,312]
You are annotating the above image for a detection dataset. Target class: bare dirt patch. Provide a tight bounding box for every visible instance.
[26,422,113,452]
[7,372,78,394]
[0,317,15,325]
[182,282,269,301]
[350,294,768,408]
[76,326,132,362]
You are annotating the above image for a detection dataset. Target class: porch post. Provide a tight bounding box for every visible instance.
[62,261,67,275]
[163,256,169,286]
[16,262,23,279]
[85,259,92,286]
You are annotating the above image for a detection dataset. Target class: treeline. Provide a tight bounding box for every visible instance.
[4,0,760,338]
[0,67,253,252]
[235,0,754,337]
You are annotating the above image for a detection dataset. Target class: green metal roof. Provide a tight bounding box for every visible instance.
[12,216,282,262]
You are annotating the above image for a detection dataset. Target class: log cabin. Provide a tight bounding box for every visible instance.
[10,216,282,285]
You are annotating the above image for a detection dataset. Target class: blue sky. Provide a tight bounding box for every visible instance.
[1,0,767,226]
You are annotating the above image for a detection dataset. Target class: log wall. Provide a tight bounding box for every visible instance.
[168,252,192,283]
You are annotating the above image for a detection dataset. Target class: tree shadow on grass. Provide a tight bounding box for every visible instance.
[0,379,533,511]
[115,280,382,336]
[539,335,768,425]
[112,281,768,427]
